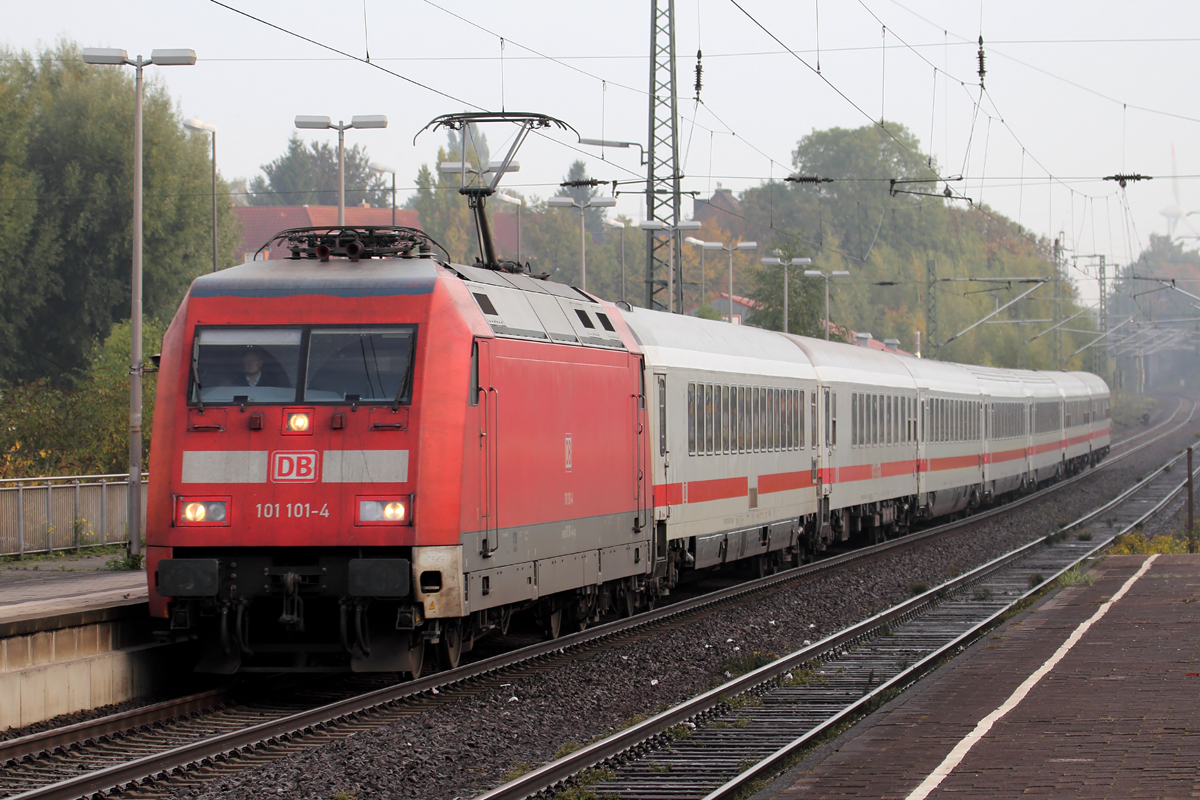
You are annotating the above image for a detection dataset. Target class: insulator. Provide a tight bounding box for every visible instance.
[694,49,703,95]
[977,36,986,87]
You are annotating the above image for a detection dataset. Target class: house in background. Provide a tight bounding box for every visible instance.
[693,184,741,228]
[232,205,421,262]
[683,292,762,325]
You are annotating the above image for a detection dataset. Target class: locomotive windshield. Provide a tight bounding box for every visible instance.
[191,328,302,403]
[305,328,414,403]
[190,325,416,405]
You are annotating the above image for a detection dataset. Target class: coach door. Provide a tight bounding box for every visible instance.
[634,362,649,533]
[475,339,499,556]
[654,373,671,521]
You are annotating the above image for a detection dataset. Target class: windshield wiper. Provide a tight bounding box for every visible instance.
[391,338,416,412]
[193,352,205,412]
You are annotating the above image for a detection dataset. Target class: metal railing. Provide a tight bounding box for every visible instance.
[0,473,146,558]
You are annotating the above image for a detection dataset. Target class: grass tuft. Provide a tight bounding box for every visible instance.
[1057,566,1095,587]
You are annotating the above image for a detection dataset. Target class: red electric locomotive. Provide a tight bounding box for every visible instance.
[146,224,652,673]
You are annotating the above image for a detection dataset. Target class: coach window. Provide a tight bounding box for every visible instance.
[783,390,791,449]
[688,383,696,455]
[785,390,793,449]
[759,388,767,451]
[777,389,785,451]
[702,384,712,454]
[737,387,745,452]
[657,375,668,456]
[721,386,729,454]
[851,393,859,447]
[714,385,723,454]
[768,391,777,453]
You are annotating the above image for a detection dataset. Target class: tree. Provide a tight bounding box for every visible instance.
[0,41,242,384]
[406,125,489,264]
[747,249,829,338]
[729,123,1087,368]
[248,134,390,208]
[0,318,166,477]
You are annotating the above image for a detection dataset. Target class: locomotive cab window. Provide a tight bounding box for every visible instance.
[189,325,417,406]
[306,328,416,404]
[191,328,302,404]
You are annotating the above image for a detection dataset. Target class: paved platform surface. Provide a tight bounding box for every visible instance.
[765,554,1200,799]
[0,555,146,625]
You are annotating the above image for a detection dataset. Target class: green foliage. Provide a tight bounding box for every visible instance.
[105,551,143,571]
[0,41,242,384]
[746,250,833,338]
[553,741,583,760]
[728,123,1090,368]
[0,318,165,477]
[1056,566,1095,587]
[1110,531,1188,555]
[248,134,390,208]
[721,650,777,679]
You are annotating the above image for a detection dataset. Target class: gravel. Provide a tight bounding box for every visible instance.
[156,416,1183,800]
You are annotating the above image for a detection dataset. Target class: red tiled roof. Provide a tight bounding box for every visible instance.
[233,206,421,261]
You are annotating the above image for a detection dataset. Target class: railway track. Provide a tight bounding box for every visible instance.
[475,409,1200,800]
[0,399,1190,800]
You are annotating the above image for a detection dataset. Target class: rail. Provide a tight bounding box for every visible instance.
[0,403,1190,800]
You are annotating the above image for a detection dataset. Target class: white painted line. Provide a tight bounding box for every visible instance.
[905,555,1159,800]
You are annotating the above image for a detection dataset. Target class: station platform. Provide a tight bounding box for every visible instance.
[0,555,146,627]
[763,554,1200,799]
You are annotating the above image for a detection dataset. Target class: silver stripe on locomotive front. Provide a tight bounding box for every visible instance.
[321,450,409,483]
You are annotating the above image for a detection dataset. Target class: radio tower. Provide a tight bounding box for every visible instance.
[645,0,683,311]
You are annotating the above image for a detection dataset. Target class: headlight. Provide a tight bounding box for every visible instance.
[286,412,311,432]
[358,497,412,525]
[178,499,228,525]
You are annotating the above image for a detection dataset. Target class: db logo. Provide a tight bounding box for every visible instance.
[272,451,319,482]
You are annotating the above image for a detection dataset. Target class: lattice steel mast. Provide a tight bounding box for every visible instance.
[645,0,683,311]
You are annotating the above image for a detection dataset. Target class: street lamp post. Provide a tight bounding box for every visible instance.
[83,47,197,560]
[761,256,811,334]
[183,118,218,273]
[685,239,757,323]
[368,162,396,225]
[579,137,647,165]
[802,268,851,340]
[496,193,524,264]
[294,115,388,225]
[639,220,703,313]
[606,219,628,302]
[548,195,617,292]
[684,237,709,305]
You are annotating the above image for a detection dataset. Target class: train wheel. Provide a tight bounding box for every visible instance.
[620,583,637,618]
[438,620,464,670]
[545,607,564,639]
[404,631,426,679]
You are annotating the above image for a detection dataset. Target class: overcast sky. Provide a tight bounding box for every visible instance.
[8,1,1200,299]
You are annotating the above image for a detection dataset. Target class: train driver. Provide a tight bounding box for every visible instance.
[237,346,289,388]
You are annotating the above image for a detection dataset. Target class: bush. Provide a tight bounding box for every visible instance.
[0,319,165,478]
[1109,532,1187,555]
